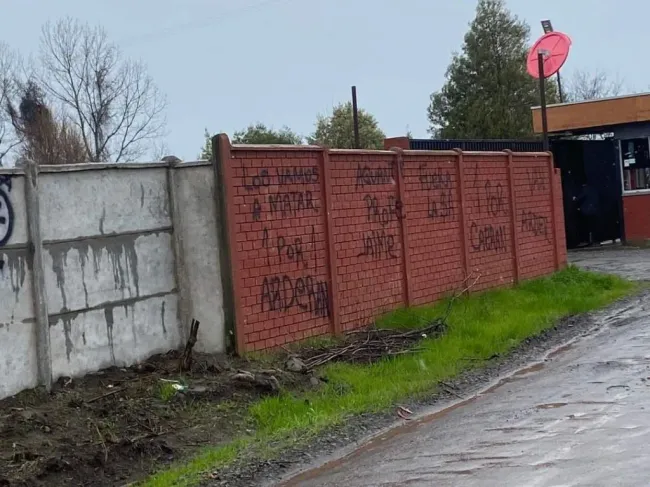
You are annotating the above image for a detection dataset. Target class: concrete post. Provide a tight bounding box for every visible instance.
[163,156,191,346]
[23,159,52,391]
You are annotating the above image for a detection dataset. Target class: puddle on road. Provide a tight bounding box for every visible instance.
[547,343,575,359]
[576,400,616,405]
[513,362,546,376]
[536,403,568,410]
[485,426,537,433]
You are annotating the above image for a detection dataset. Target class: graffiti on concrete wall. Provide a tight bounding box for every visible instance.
[0,175,14,247]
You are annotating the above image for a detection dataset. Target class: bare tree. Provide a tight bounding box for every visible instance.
[0,42,22,165]
[565,69,624,103]
[38,18,167,162]
[150,140,171,161]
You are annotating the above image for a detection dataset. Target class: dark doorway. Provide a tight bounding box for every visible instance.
[552,139,622,249]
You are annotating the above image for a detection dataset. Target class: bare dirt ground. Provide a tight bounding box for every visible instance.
[0,351,314,487]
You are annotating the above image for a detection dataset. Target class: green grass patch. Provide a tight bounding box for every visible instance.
[140,266,634,487]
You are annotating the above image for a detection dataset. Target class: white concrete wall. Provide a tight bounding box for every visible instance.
[0,175,39,398]
[0,161,226,399]
[174,163,225,352]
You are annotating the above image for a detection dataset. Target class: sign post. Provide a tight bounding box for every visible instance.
[527,31,572,150]
[538,51,549,151]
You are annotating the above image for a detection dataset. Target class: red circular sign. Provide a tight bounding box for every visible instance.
[527,32,572,79]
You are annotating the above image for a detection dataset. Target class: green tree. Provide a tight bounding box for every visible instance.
[199,124,301,160]
[232,123,302,145]
[199,129,213,160]
[427,0,558,139]
[308,102,385,149]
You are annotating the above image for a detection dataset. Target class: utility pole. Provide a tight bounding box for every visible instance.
[351,86,360,149]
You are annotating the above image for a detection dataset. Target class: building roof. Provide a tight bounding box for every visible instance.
[531,92,650,134]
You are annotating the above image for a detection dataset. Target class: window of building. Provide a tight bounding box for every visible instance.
[621,137,650,192]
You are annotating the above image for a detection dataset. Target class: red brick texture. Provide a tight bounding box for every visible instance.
[623,194,650,242]
[216,137,567,353]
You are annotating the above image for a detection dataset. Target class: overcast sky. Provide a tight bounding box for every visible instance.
[0,0,644,160]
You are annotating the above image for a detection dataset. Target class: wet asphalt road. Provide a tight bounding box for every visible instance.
[281,247,650,487]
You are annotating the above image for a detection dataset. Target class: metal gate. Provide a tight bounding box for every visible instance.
[551,139,623,249]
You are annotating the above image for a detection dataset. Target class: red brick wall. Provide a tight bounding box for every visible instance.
[330,152,406,331]
[215,136,567,353]
[623,193,650,242]
[403,152,464,305]
[228,148,331,351]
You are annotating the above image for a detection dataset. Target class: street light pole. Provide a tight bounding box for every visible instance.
[541,19,564,103]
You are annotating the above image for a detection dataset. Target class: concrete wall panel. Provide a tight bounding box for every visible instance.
[0,320,38,398]
[39,169,171,242]
[0,162,228,400]
[43,232,176,315]
[0,248,33,324]
[49,293,179,380]
[174,164,225,352]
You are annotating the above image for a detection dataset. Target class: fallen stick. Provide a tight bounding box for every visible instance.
[179,319,200,372]
[86,388,124,404]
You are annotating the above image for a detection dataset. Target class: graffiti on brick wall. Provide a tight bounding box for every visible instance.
[469,165,508,254]
[260,274,329,317]
[261,226,315,269]
[521,210,550,241]
[243,165,320,221]
[358,229,398,260]
[418,163,454,221]
[522,165,550,242]
[527,167,547,194]
[470,222,507,253]
[363,195,404,227]
[355,163,394,189]
[358,193,404,260]
[479,182,509,218]
[260,225,329,318]
[241,162,330,318]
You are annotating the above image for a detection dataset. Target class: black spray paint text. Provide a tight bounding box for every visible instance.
[243,165,319,192]
[479,181,508,218]
[260,275,329,318]
[355,163,394,189]
[364,195,405,227]
[0,174,14,247]
[527,167,546,194]
[268,191,318,217]
[276,166,319,186]
[261,227,312,268]
[521,210,549,241]
[427,191,454,221]
[358,229,398,260]
[470,222,507,254]
[418,164,452,190]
